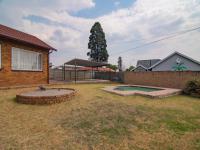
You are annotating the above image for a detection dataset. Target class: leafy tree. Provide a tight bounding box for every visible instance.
[107,64,118,71]
[87,22,109,62]
[126,66,135,71]
[118,56,122,72]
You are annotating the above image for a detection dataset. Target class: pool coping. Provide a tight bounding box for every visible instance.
[102,85,182,98]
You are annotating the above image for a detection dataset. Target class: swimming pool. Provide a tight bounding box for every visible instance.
[102,85,181,98]
[114,86,163,92]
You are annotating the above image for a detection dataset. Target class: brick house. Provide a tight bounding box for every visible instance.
[0,24,56,87]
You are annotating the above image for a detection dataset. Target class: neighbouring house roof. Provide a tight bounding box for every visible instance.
[0,24,56,51]
[133,64,148,71]
[64,58,108,67]
[136,59,161,68]
[149,51,200,69]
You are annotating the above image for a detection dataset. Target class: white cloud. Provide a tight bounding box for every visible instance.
[114,1,120,6]
[45,0,95,12]
[98,0,200,66]
[0,0,200,67]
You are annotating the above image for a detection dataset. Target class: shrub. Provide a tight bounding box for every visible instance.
[183,80,200,98]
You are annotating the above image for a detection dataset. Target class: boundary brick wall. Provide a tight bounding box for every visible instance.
[0,40,49,87]
[124,71,200,89]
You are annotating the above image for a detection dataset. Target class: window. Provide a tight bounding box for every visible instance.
[12,47,42,71]
[0,44,1,69]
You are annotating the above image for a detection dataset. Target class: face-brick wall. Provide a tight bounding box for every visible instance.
[0,40,49,87]
[124,71,200,89]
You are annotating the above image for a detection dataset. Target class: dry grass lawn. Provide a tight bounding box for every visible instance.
[0,83,200,150]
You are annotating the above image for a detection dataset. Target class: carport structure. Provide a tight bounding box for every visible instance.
[64,58,108,83]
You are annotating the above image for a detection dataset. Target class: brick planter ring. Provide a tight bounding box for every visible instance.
[16,88,76,105]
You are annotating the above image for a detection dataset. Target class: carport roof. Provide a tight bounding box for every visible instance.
[64,58,108,67]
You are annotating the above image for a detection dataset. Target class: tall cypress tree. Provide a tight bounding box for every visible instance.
[87,22,109,62]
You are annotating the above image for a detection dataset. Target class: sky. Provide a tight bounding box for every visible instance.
[0,0,200,68]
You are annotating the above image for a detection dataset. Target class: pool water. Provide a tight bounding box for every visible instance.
[115,86,163,92]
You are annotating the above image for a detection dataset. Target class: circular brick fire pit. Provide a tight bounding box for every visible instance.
[16,88,76,105]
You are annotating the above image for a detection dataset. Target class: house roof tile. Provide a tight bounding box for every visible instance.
[136,59,161,68]
[0,24,56,51]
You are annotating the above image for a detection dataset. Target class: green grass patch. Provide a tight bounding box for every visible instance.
[165,120,198,134]
[156,109,200,134]
[134,105,200,134]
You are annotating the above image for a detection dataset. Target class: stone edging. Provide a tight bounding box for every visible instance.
[16,88,76,105]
